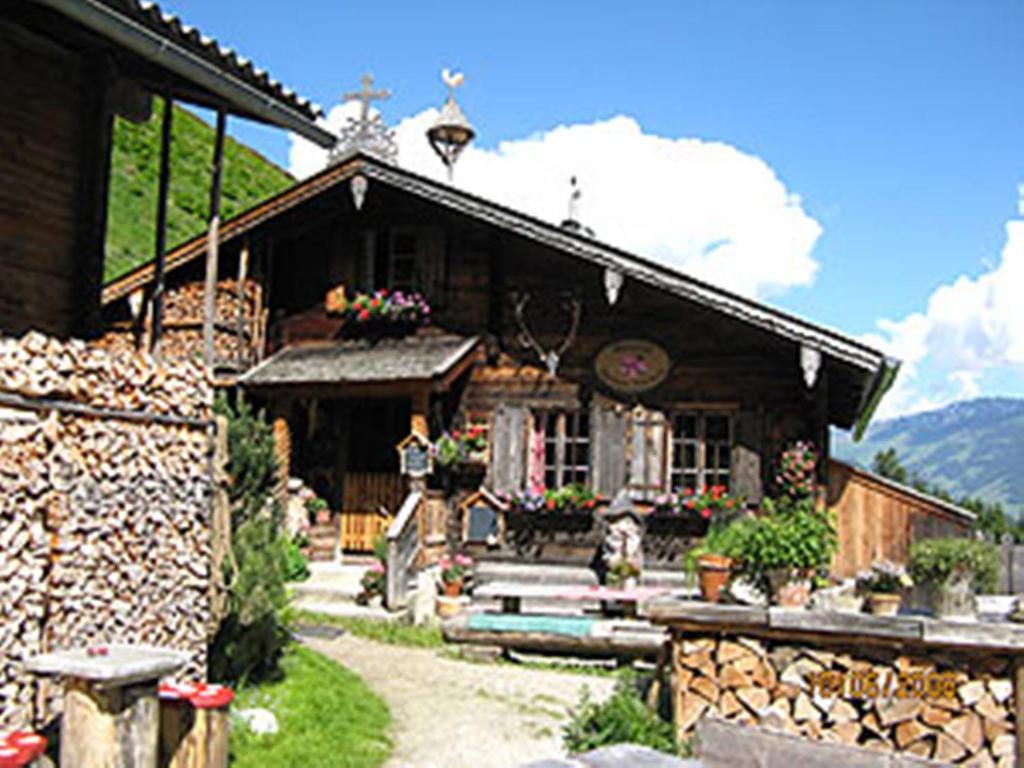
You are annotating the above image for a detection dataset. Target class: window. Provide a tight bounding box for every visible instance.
[536,410,590,488]
[669,412,733,492]
[387,230,419,293]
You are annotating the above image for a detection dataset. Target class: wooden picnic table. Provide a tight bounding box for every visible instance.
[473,580,673,616]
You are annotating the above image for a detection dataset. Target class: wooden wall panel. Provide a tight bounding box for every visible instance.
[0,21,106,337]
[827,460,972,578]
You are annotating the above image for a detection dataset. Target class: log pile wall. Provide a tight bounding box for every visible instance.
[0,332,215,731]
[671,629,1015,765]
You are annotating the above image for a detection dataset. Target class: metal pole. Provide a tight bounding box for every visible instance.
[203,109,227,369]
[150,96,174,355]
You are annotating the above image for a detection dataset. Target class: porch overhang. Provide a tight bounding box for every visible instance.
[238,333,482,396]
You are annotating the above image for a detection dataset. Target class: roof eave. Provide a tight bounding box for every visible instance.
[32,0,334,147]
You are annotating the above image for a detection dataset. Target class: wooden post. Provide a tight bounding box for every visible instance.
[235,239,249,367]
[150,96,174,355]
[203,110,227,369]
[62,679,160,768]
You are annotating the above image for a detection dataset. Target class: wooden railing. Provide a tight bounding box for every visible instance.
[386,491,422,610]
[338,472,404,552]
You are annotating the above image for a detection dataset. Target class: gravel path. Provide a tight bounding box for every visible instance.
[302,633,616,768]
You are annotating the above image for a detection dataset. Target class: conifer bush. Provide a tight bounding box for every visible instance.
[210,395,290,684]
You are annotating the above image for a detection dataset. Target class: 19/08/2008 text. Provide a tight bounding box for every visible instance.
[807,669,958,700]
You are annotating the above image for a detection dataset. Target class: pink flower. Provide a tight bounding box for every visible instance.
[370,561,385,574]
[454,554,473,567]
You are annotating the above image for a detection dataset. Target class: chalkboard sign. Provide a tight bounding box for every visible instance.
[466,504,499,542]
[397,432,433,478]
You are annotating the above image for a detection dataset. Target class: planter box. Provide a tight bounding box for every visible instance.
[496,511,706,567]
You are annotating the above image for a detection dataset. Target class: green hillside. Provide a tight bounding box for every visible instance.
[834,397,1024,518]
[104,101,295,282]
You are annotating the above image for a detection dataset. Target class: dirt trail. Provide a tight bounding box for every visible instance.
[303,633,615,768]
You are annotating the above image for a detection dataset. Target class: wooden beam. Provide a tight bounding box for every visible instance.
[236,238,250,367]
[203,109,228,368]
[149,96,174,354]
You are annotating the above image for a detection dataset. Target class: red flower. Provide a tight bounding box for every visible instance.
[685,499,696,510]
[546,499,557,511]
[700,508,712,519]
[725,499,734,509]
[584,499,595,509]
[358,309,371,321]
[370,298,381,308]
[379,288,388,297]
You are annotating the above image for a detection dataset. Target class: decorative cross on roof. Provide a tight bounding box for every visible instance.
[329,73,398,166]
[343,74,391,122]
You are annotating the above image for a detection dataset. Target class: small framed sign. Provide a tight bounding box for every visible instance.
[594,339,671,394]
[396,432,433,478]
[460,488,508,545]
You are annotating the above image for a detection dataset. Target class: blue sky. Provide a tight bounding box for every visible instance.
[165,0,1024,417]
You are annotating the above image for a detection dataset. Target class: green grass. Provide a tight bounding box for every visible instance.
[231,645,391,768]
[291,610,444,648]
[104,102,294,282]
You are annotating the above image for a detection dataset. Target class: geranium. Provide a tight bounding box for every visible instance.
[654,485,741,522]
[775,441,817,499]
[439,553,473,584]
[360,559,386,599]
[503,484,601,514]
[328,287,431,327]
[856,560,913,594]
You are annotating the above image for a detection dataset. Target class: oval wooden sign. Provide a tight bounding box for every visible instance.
[594,339,671,393]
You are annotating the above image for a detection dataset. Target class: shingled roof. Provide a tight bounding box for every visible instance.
[241,334,481,389]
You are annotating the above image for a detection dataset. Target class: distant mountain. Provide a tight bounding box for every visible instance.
[833,397,1024,518]
[104,101,294,283]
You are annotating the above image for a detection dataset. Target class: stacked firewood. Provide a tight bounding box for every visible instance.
[161,279,260,325]
[98,279,265,366]
[674,634,1015,765]
[0,332,214,730]
[0,331,209,420]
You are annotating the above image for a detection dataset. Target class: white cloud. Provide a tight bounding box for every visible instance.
[867,220,1024,418]
[290,105,822,298]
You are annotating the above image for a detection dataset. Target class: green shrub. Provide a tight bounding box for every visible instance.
[563,676,676,755]
[210,395,291,685]
[738,499,837,587]
[283,536,310,582]
[908,538,999,594]
[684,516,756,575]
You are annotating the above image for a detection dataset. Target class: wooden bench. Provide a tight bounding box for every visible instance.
[473,580,674,617]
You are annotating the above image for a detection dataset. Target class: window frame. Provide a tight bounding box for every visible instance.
[668,409,735,493]
[536,409,591,489]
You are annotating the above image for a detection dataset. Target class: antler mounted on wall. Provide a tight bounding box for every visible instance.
[512,291,582,375]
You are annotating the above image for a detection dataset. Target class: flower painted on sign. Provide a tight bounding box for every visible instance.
[618,353,649,379]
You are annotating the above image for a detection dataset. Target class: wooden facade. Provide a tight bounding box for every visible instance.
[101,153,907,564]
[0,12,111,336]
[828,459,973,577]
[0,0,328,341]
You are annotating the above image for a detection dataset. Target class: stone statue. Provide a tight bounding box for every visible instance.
[599,490,645,582]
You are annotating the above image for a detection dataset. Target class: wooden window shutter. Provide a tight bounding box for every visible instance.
[627,406,669,501]
[732,410,764,504]
[489,403,528,493]
[590,401,629,497]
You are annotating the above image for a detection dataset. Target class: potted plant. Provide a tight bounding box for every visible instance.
[358,560,386,606]
[739,498,837,608]
[433,426,488,491]
[908,538,999,620]
[305,497,331,526]
[686,517,752,603]
[856,560,913,616]
[439,553,474,597]
[606,557,642,590]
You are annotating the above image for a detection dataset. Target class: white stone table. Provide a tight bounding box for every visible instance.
[26,645,189,768]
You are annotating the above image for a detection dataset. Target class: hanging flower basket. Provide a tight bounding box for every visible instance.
[326,287,431,339]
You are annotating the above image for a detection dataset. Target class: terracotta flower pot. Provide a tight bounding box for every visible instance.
[315,509,332,526]
[697,553,733,603]
[443,579,463,598]
[867,592,901,616]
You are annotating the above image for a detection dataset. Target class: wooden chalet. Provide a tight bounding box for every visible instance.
[1,0,332,339]
[98,148,923,579]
